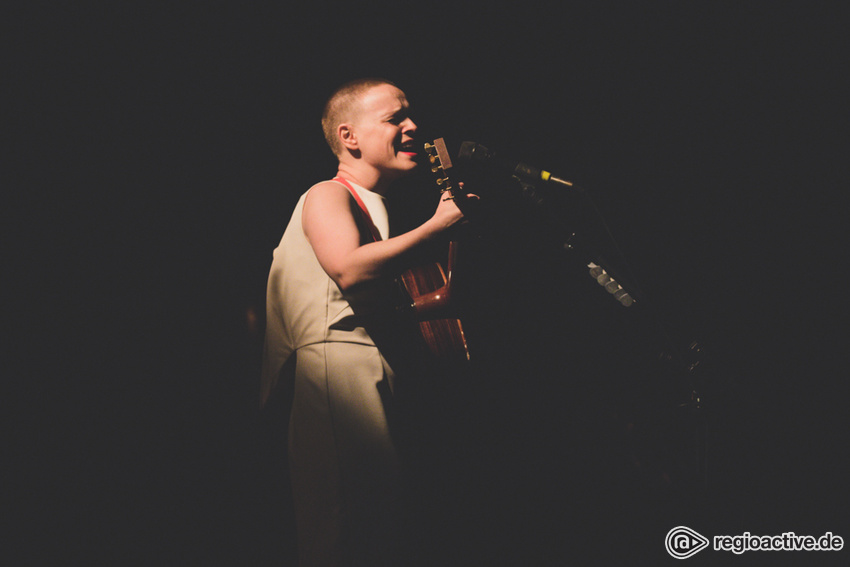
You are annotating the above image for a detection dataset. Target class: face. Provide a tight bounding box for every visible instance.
[347,84,419,178]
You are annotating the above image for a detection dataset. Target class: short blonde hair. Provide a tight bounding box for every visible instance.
[321,78,396,156]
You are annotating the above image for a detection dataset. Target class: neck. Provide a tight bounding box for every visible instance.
[336,162,396,196]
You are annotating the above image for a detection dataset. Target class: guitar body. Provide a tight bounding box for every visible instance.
[399,254,470,363]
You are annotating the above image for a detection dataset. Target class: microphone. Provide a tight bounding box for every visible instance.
[457,141,581,191]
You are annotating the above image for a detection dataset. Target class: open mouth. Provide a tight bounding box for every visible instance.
[398,140,418,155]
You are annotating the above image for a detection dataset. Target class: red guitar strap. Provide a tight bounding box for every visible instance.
[333,176,383,242]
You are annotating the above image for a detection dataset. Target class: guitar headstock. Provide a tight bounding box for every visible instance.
[424,138,458,199]
[588,261,635,307]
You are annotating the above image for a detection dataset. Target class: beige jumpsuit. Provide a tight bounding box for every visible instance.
[261,180,410,566]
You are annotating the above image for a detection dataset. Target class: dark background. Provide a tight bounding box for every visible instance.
[6,1,848,565]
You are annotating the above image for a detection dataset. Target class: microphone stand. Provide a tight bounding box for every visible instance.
[517,172,710,495]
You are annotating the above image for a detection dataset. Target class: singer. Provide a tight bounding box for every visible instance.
[260,78,476,566]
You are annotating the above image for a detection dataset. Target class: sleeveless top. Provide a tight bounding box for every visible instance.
[260,179,391,406]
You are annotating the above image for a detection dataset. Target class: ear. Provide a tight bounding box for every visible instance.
[338,123,358,151]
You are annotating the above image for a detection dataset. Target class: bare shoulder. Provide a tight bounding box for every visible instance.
[303,180,351,210]
[302,180,357,234]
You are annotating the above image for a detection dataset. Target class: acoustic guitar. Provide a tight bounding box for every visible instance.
[397,138,471,363]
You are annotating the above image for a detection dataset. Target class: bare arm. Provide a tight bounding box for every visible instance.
[302,181,468,292]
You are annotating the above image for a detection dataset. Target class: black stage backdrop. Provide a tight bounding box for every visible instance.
[6,2,848,565]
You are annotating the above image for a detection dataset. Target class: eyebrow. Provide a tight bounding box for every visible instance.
[384,106,409,120]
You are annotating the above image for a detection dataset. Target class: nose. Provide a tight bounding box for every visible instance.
[402,117,417,134]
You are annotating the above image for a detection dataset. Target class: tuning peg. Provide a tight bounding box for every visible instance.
[588,262,604,279]
[614,289,634,307]
[604,280,622,294]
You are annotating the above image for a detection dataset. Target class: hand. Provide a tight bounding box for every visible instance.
[430,182,479,232]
